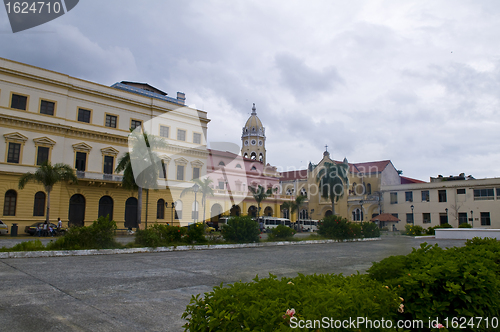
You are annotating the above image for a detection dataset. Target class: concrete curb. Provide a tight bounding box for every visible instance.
[0,237,381,259]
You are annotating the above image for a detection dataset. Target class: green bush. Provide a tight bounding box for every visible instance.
[458,223,472,228]
[361,221,380,238]
[267,224,296,240]
[47,215,121,250]
[425,223,453,235]
[183,273,402,331]
[135,224,186,247]
[0,239,46,252]
[404,224,424,236]
[221,216,260,243]
[317,215,363,240]
[367,241,500,331]
[184,222,207,244]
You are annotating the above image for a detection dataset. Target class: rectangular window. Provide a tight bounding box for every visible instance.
[497,188,500,198]
[438,190,447,202]
[7,142,21,163]
[193,133,201,144]
[422,213,431,224]
[457,188,466,195]
[36,146,50,165]
[160,125,169,138]
[78,108,91,123]
[131,120,142,130]
[405,191,413,202]
[103,156,114,174]
[159,160,167,179]
[481,212,491,226]
[421,190,430,202]
[40,100,55,115]
[390,192,398,204]
[406,213,414,224]
[75,152,87,171]
[11,94,27,110]
[177,129,186,141]
[218,181,225,190]
[176,165,184,181]
[193,167,200,180]
[105,114,117,128]
[458,212,468,225]
[474,188,495,200]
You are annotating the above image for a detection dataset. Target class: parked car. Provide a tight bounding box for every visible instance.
[0,220,8,235]
[25,222,61,236]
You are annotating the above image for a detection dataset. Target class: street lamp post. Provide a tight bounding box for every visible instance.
[411,205,414,224]
[171,202,176,224]
[193,183,199,223]
[360,200,364,222]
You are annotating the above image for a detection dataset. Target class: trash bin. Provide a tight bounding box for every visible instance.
[11,223,18,237]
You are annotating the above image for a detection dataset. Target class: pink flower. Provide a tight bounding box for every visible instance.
[282,308,295,319]
[398,304,404,313]
[434,323,444,329]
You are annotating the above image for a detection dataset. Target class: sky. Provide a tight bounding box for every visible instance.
[1,0,500,181]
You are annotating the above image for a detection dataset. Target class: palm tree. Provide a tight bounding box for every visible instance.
[281,194,307,223]
[115,130,166,229]
[180,177,214,223]
[316,161,349,215]
[18,162,78,224]
[248,185,276,220]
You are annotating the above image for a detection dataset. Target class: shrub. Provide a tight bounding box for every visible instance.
[426,223,453,235]
[47,215,120,250]
[368,242,500,330]
[267,224,296,240]
[135,224,186,247]
[404,224,424,236]
[183,273,402,331]
[361,221,380,238]
[1,239,46,252]
[458,223,472,228]
[221,216,260,243]
[317,215,361,240]
[184,222,207,244]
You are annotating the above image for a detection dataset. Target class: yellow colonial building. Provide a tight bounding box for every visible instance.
[0,57,209,231]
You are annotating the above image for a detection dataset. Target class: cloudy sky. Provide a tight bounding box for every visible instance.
[1,0,500,181]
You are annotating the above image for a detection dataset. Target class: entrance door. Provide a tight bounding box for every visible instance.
[98,196,114,221]
[68,194,85,227]
[125,197,138,228]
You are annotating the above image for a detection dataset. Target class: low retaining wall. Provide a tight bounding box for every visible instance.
[435,228,500,240]
[0,237,381,259]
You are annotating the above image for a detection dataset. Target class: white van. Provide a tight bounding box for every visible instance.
[258,217,291,231]
[297,220,319,232]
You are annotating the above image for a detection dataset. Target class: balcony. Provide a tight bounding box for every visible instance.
[76,171,123,182]
[347,194,380,203]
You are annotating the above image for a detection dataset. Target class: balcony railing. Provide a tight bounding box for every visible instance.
[76,171,123,182]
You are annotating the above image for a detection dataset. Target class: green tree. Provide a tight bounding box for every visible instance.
[115,130,166,228]
[180,177,214,223]
[18,161,78,224]
[316,162,349,216]
[248,185,276,219]
[281,194,307,223]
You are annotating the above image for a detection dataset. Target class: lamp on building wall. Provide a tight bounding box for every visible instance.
[193,183,199,223]
[411,204,414,224]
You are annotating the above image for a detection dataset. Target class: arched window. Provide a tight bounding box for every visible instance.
[259,153,263,162]
[352,208,363,221]
[157,199,165,219]
[191,201,199,220]
[366,183,372,195]
[282,209,289,219]
[218,161,225,166]
[98,196,113,220]
[175,200,183,219]
[235,164,242,169]
[299,209,308,220]
[251,166,257,171]
[244,153,248,158]
[264,206,273,216]
[250,152,257,160]
[33,191,46,216]
[248,205,257,218]
[3,190,17,216]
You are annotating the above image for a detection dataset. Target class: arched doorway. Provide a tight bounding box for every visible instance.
[98,196,113,221]
[68,194,85,227]
[248,205,257,218]
[324,210,333,217]
[211,204,222,221]
[230,205,241,216]
[125,197,138,229]
[263,206,273,216]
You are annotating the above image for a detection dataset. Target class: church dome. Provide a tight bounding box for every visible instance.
[242,103,265,137]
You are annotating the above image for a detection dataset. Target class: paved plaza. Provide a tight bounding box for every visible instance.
[0,237,466,332]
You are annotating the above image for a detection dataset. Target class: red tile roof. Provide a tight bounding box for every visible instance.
[370,213,401,222]
[400,176,426,184]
